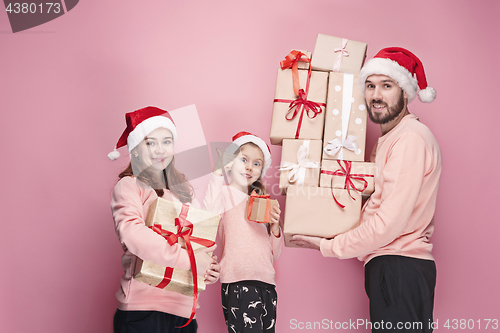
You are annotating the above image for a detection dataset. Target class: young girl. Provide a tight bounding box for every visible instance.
[108,106,220,333]
[204,131,282,333]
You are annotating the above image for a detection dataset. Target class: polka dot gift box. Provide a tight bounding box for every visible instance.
[322,72,367,162]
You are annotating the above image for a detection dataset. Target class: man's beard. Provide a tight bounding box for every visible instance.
[366,91,405,124]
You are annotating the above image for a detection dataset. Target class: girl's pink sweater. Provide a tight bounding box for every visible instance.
[204,174,282,285]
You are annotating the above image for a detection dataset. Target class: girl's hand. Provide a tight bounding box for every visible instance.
[204,255,221,284]
[213,148,235,177]
[194,244,217,277]
[270,205,281,238]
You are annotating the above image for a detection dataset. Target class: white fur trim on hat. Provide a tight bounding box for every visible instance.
[359,58,419,103]
[126,116,177,152]
[418,86,436,103]
[227,135,272,178]
[108,149,121,161]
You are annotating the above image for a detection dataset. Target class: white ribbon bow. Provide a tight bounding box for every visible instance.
[280,143,320,186]
[324,135,359,157]
[332,38,349,72]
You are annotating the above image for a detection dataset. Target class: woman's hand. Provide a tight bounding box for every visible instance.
[270,205,281,237]
[204,255,221,284]
[213,148,235,177]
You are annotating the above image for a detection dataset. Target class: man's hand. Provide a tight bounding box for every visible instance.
[290,234,322,251]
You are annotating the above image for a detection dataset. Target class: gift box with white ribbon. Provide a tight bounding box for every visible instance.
[322,72,367,162]
[279,139,322,195]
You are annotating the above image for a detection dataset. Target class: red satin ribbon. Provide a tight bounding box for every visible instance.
[274,50,325,139]
[149,204,215,328]
[247,190,272,223]
[320,160,374,208]
[283,88,323,121]
[280,50,311,96]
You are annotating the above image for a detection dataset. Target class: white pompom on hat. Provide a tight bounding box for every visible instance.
[359,47,436,103]
[226,131,272,178]
[108,106,177,161]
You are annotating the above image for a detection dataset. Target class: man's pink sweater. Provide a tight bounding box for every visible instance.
[204,174,282,285]
[111,176,197,318]
[320,114,442,264]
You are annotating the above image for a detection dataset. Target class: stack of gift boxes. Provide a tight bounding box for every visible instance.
[269,34,377,247]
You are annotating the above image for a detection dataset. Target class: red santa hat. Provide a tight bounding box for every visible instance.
[359,47,436,103]
[108,106,177,160]
[226,131,272,178]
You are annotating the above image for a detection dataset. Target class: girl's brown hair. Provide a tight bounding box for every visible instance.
[118,157,194,203]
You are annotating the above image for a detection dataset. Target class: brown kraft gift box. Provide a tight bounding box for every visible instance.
[246,191,279,223]
[134,197,220,296]
[292,49,312,70]
[320,159,376,197]
[311,34,367,73]
[279,139,322,195]
[283,185,361,247]
[270,68,329,145]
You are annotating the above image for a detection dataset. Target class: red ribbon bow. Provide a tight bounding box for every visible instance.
[280,50,311,96]
[285,89,323,121]
[149,204,215,328]
[274,50,326,140]
[247,190,273,223]
[320,160,374,208]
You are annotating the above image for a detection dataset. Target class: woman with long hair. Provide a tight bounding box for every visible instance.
[109,106,220,333]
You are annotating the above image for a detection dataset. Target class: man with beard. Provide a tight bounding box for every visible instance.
[291,48,442,333]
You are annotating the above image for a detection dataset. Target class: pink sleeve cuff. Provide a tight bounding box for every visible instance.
[320,237,338,258]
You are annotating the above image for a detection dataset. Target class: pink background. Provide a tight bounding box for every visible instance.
[1,1,499,332]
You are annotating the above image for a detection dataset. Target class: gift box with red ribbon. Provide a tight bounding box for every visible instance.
[283,185,361,247]
[133,198,219,327]
[270,50,329,145]
[320,159,376,198]
[279,139,322,195]
[292,49,312,70]
[310,34,367,73]
[322,72,367,162]
[246,190,279,223]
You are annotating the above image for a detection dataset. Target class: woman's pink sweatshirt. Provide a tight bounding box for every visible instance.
[111,176,197,318]
[204,174,282,285]
[320,114,442,264]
